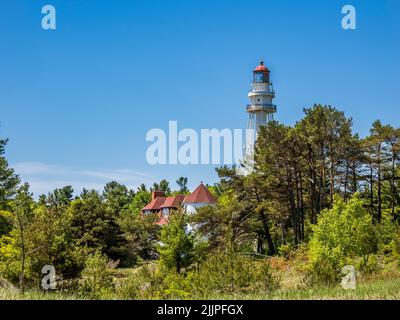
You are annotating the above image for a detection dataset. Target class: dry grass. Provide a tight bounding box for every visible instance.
[1,256,399,300]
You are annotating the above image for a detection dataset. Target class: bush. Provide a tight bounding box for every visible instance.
[187,251,280,298]
[376,219,397,255]
[79,251,114,299]
[355,254,381,276]
[301,256,341,288]
[117,264,191,299]
[392,230,400,267]
[117,264,164,299]
[277,244,293,259]
[0,233,34,288]
[307,194,377,286]
[117,252,280,299]
[161,272,192,299]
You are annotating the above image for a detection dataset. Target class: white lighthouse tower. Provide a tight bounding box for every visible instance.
[242,61,276,172]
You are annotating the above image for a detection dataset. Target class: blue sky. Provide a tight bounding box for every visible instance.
[1,0,399,196]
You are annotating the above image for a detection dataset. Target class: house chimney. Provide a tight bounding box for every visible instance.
[152,191,165,201]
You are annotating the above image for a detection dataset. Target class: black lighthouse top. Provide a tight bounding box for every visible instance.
[253,61,270,84]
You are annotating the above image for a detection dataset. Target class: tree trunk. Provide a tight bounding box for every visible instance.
[307,145,317,224]
[260,210,275,255]
[330,156,335,207]
[19,224,25,294]
[352,160,358,193]
[344,163,349,201]
[377,144,382,222]
[257,235,263,254]
[369,162,375,220]
[391,152,396,217]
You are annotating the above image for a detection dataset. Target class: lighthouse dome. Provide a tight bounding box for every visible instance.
[254,61,270,72]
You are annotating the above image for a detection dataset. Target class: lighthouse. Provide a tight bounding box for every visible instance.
[246,61,276,152]
[242,61,276,172]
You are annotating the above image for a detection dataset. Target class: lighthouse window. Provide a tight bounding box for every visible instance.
[255,73,264,83]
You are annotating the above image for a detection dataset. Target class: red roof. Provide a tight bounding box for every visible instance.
[142,183,216,213]
[161,195,185,209]
[156,215,169,226]
[183,183,216,205]
[254,61,270,72]
[142,195,185,211]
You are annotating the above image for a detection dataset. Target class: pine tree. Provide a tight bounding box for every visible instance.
[157,211,194,273]
[0,183,34,292]
[176,177,189,194]
[0,139,20,235]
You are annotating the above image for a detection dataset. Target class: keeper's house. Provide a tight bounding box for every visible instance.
[142,182,216,225]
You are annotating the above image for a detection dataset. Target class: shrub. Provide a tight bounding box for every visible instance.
[301,256,341,288]
[277,244,293,259]
[187,251,280,298]
[79,251,114,299]
[392,230,400,267]
[117,252,280,300]
[116,264,191,299]
[117,264,163,299]
[307,194,377,286]
[355,254,381,276]
[376,218,397,255]
[161,272,192,299]
[0,233,34,288]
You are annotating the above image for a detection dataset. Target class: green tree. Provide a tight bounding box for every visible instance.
[0,138,20,235]
[130,185,151,213]
[68,189,124,260]
[255,121,305,246]
[43,186,74,206]
[0,183,34,292]
[216,165,276,255]
[152,179,171,195]
[176,177,189,194]
[308,193,377,284]
[27,186,83,279]
[118,208,160,263]
[157,212,194,273]
[193,190,256,252]
[102,181,133,213]
[80,251,114,298]
[341,134,364,200]
[117,184,158,264]
[296,105,353,220]
[383,126,400,220]
[364,120,388,222]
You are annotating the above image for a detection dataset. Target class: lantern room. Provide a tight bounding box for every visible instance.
[253,61,270,83]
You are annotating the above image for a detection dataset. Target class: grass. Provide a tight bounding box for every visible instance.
[1,276,399,300]
[199,257,400,300]
[1,257,399,300]
[272,277,400,300]
[0,288,79,300]
[212,276,400,300]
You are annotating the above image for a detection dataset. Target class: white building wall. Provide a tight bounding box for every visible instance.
[184,202,215,233]
[184,202,211,215]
